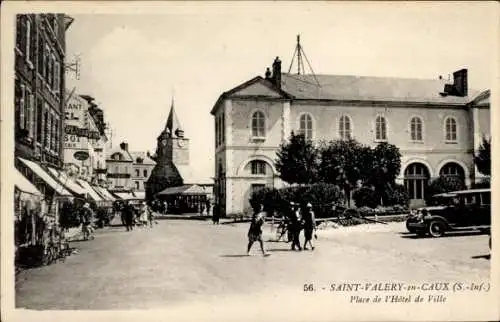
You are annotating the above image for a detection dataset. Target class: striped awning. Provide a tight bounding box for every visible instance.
[18,158,72,196]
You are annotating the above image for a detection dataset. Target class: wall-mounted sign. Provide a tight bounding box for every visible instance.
[74,151,90,161]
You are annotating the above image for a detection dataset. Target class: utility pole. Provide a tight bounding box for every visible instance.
[287,34,321,86]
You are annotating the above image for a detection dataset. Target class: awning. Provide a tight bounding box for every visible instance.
[15,169,42,196]
[47,167,87,195]
[133,191,145,200]
[94,186,116,201]
[114,192,142,200]
[18,158,72,196]
[76,179,103,202]
[157,184,209,196]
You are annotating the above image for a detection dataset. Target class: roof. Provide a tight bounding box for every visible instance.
[165,98,183,134]
[280,73,481,104]
[469,90,490,107]
[176,165,214,185]
[129,151,156,165]
[106,147,133,162]
[212,72,486,114]
[450,188,490,195]
[157,184,209,196]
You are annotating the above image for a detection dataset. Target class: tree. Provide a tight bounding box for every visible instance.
[426,176,466,204]
[366,142,402,204]
[275,132,319,184]
[318,139,370,206]
[474,136,491,176]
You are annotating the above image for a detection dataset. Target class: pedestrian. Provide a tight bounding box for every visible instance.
[205,199,211,217]
[289,202,302,251]
[302,203,317,250]
[80,202,95,241]
[138,201,149,228]
[247,203,269,257]
[212,203,220,224]
[122,201,135,231]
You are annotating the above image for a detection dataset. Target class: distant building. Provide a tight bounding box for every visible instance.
[147,100,213,201]
[212,56,490,215]
[130,151,156,196]
[106,142,133,192]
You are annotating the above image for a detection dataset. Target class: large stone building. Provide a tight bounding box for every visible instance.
[211,57,490,215]
[106,142,133,192]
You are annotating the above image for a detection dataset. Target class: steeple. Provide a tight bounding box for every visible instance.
[164,96,184,138]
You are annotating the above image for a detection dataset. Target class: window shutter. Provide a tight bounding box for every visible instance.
[28,93,34,137]
[25,18,31,61]
[19,85,25,130]
[46,110,51,148]
[54,60,60,92]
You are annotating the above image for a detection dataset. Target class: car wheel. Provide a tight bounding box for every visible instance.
[428,221,446,238]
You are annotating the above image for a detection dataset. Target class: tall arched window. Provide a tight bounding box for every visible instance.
[375,116,387,141]
[339,115,352,140]
[298,114,313,140]
[410,117,423,141]
[404,163,430,201]
[440,162,465,186]
[251,111,265,137]
[444,117,457,142]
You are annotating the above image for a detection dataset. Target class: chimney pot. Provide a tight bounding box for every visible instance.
[265,67,272,79]
[272,56,282,89]
[120,142,128,151]
[453,69,468,97]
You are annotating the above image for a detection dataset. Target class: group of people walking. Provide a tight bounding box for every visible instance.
[118,201,155,231]
[246,201,317,256]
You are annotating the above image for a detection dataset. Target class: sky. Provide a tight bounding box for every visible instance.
[64,2,498,181]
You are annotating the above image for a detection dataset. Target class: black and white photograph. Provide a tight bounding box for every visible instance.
[1,1,499,321]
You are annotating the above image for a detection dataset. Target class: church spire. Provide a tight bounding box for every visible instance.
[165,95,184,138]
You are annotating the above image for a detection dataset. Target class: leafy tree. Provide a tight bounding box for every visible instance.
[275,132,319,184]
[474,136,491,176]
[366,142,402,204]
[318,139,370,206]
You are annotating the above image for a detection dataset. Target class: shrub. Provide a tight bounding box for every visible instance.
[249,183,343,218]
[352,186,379,208]
[425,176,466,204]
[385,184,410,207]
[471,177,490,189]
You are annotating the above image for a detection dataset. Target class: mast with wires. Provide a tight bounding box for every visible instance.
[287,34,321,87]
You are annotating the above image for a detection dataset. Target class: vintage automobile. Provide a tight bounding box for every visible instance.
[407,189,491,238]
[405,192,457,234]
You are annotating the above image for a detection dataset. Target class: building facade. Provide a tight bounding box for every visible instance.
[15,14,73,169]
[106,142,133,192]
[212,58,490,215]
[130,151,156,193]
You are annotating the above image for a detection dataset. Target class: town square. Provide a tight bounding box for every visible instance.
[2,2,498,321]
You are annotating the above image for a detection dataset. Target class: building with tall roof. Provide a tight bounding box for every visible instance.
[106,142,134,192]
[211,55,490,216]
[130,151,156,198]
[146,99,213,202]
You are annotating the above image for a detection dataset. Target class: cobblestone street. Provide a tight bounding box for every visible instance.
[14,219,494,320]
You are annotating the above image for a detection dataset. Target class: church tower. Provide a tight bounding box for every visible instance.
[146,98,190,199]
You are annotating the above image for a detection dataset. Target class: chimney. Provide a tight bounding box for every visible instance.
[119,142,128,151]
[453,69,468,97]
[272,56,282,89]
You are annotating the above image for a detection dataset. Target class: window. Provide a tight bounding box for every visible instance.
[143,169,148,177]
[51,113,56,151]
[251,160,267,175]
[444,117,457,142]
[135,169,140,176]
[114,166,118,174]
[251,184,266,194]
[25,88,34,138]
[410,117,423,141]
[37,35,44,72]
[339,115,352,140]
[375,116,387,141]
[53,16,58,38]
[25,18,31,64]
[251,111,265,137]
[36,99,43,143]
[19,84,25,130]
[53,60,60,93]
[43,45,49,79]
[135,181,140,190]
[298,114,313,140]
[48,54,54,88]
[44,108,50,149]
[404,163,430,201]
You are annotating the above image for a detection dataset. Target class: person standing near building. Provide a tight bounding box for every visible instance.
[247,203,269,257]
[289,202,302,251]
[302,203,317,250]
[138,201,149,228]
[122,201,135,231]
[212,202,220,224]
[205,198,211,217]
[80,202,95,241]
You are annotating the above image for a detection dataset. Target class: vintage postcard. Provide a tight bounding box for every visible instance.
[1,1,499,321]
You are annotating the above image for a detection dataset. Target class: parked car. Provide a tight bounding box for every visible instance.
[405,192,456,234]
[407,189,491,238]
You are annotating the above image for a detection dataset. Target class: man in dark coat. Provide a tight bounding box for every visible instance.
[122,201,136,231]
[302,203,317,250]
[289,202,302,251]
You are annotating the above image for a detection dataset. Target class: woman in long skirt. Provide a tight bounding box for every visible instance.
[247,203,269,257]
